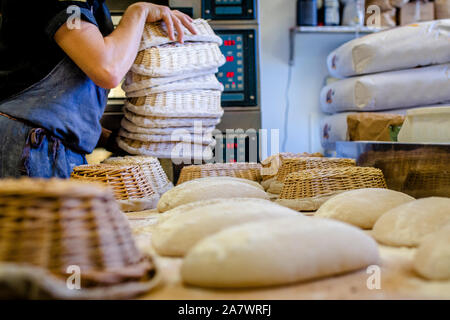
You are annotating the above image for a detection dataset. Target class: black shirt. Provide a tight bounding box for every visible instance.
[0,0,114,102]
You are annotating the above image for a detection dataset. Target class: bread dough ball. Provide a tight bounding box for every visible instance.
[373,197,450,247]
[316,188,414,229]
[181,217,379,288]
[153,198,302,256]
[157,177,268,212]
[413,225,450,280]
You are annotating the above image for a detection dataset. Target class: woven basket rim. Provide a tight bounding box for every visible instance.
[284,167,384,180]
[0,178,108,197]
[0,257,161,299]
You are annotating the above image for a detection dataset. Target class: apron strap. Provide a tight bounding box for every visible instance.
[0,113,63,177]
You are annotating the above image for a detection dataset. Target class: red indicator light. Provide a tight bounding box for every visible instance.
[226,56,234,62]
[224,40,236,46]
[226,72,235,78]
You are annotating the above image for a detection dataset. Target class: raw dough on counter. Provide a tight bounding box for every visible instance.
[316,188,414,229]
[181,217,379,288]
[157,177,268,212]
[373,197,450,247]
[413,225,450,280]
[153,198,301,256]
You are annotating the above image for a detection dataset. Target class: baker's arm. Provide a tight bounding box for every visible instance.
[54,3,195,89]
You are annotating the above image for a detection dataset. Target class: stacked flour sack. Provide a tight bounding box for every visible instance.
[320,19,450,153]
[117,19,226,161]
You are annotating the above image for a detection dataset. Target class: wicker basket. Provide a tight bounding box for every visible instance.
[71,164,159,212]
[122,68,218,93]
[124,108,221,128]
[371,149,450,191]
[177,162,263,185]
[131,42,225,78]
[117,137,214,161]
[121,117,217,135]
[119,129,215,145]
[125,90,223,118]
[260,152,324,181]
[139,18,222,51]
[402,167,450,198]
[276,167,387,211]
[126,74,224,98]
[103,156,173,196]
[0,179,160,299]
[267,157,356,194]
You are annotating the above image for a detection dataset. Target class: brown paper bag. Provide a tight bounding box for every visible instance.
[435,0,450,19]
[347,113,405,142]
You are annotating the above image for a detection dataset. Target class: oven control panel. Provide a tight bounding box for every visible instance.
[202,0,256,20]
[216,29,257,107]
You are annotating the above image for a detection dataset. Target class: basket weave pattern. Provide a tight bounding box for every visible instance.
[117,137,214,160]
[121,117,216,135]
[402,167,450,198]
[118,19,224,161]
[125,74,224,98]
[177,163,263,185]
[369,150,450,191]
[71,165,157,201]
[122,68,218,93]
[275,157,356,182]
[0,179,155,288]
[125,90,223,118]
[139,18,222,51]
[102,156,173,195]
[123,109,221,128]
[132,42,225,78]
[261,152,324,181]
[279,167,387,200]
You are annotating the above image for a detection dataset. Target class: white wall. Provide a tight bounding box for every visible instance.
[259,0,360,154]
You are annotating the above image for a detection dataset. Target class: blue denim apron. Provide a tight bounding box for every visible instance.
[0,57,108,178]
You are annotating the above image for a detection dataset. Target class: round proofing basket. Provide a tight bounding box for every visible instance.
[121,117,216,135]
[123,108,222,128]
[139,18,223,51]
[372,149,450,191]
[177,162,263,185]
[0,178,160,299]
[71,164,159,212]
[402,167,450,198]
[126,73,224,98]
[125,90,223,118]
[119,128,216,145]
[276,167,387,211]
[122,68,218,93]
[117,137,214,161]
[103,156,173,196]
[131,42,226,78]
[260,152,324,181]
[267,157,356,194]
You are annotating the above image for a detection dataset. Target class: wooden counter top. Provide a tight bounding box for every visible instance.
[127,212,450,300]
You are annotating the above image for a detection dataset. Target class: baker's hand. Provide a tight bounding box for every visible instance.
[134,3,197,43]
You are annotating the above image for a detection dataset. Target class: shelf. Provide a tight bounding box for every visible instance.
[292,25,386,34]
[289,25,387,66]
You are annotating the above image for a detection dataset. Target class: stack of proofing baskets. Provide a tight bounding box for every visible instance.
[320,19,450,153]
[117,19,226,161]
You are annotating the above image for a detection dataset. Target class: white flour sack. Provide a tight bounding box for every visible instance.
[327,20,450,78]
[320,64,450,113]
